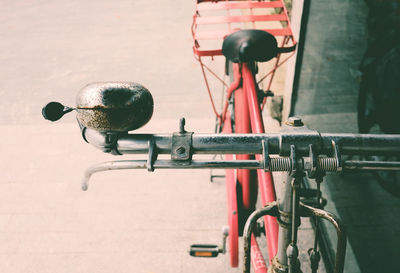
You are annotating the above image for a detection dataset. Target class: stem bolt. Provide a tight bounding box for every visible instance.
[176,146,186,155]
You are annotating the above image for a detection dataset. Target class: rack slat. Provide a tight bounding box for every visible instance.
[196,14,288,25]
[194,28,292,40]
[192,0,295,57]
[197,1,284,11]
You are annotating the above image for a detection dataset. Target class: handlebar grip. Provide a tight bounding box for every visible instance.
[42,102,74,121]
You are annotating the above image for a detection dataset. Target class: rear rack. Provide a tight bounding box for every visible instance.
[191,1,298,119]
[192,0,297,57]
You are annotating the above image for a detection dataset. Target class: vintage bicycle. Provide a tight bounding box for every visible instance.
[40,1,400,272]
[42,82,400,273]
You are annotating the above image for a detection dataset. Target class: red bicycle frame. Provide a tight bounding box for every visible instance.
[223,63,278,271]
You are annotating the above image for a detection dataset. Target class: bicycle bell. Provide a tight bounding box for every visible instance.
[42,82,154,132]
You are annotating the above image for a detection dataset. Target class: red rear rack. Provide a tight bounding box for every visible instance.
[192,0,296,57]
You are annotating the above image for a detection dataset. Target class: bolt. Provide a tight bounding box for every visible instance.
[179,117,186,133]
[175,146,186,155]
[287,117,303,127]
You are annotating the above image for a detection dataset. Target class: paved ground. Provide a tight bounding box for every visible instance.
[291,1,400,272]
[0,1,287,273]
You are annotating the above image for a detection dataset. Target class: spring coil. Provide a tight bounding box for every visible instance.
[267,157,339,172]
[317,157,338,172]
[270,157,292,171]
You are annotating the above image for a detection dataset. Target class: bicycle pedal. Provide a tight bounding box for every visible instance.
[190,226,228,258]
[189,244,220,257]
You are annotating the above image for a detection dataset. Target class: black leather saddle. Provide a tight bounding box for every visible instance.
[222,29,295,63]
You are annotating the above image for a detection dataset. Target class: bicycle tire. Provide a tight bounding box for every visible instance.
[358,63,400,197]
[357,67,377,134]
[373,156,400,197]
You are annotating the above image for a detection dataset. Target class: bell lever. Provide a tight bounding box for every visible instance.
[42,102,74,122]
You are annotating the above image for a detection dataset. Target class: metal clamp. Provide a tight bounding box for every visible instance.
[289,145,296,176]
[171,118,193,163]
[303,144,317,178]
[104,132,121,155]
[262,139,270,171]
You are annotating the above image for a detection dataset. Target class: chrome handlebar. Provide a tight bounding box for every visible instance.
[83,129,400,157]
[80,120,400,190]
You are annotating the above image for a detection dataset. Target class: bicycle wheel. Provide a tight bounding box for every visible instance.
[372,156,400,197]
[358,64,400,197]
[357,67,378,134]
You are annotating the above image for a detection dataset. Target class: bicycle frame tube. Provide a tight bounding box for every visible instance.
[242,63,279,260]
[221,62,278,269]
[232,64,255,211]
[222,111,239,267]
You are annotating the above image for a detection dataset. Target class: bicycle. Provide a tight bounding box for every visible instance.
[42,86,400,273]
[39,1,400,272]
[191,0,296,268]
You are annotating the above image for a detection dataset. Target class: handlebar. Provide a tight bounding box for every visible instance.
[85,130,400,157]
[79,121,400,190]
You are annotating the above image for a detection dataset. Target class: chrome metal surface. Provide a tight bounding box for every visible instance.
[321,133,400,155]
[117,133,400,156]
[276,173,295,267]
[81,159,264,190]
[343,160,400,171]
[82,127,400,157]
[301,204,347,273]
[192,134,281,154]
[243,202,279,273]
[81,129,400,192]
[117,134,172,154]
[81,160,147,191]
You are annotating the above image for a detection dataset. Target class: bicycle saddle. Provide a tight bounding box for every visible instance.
[222,29,294,63]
